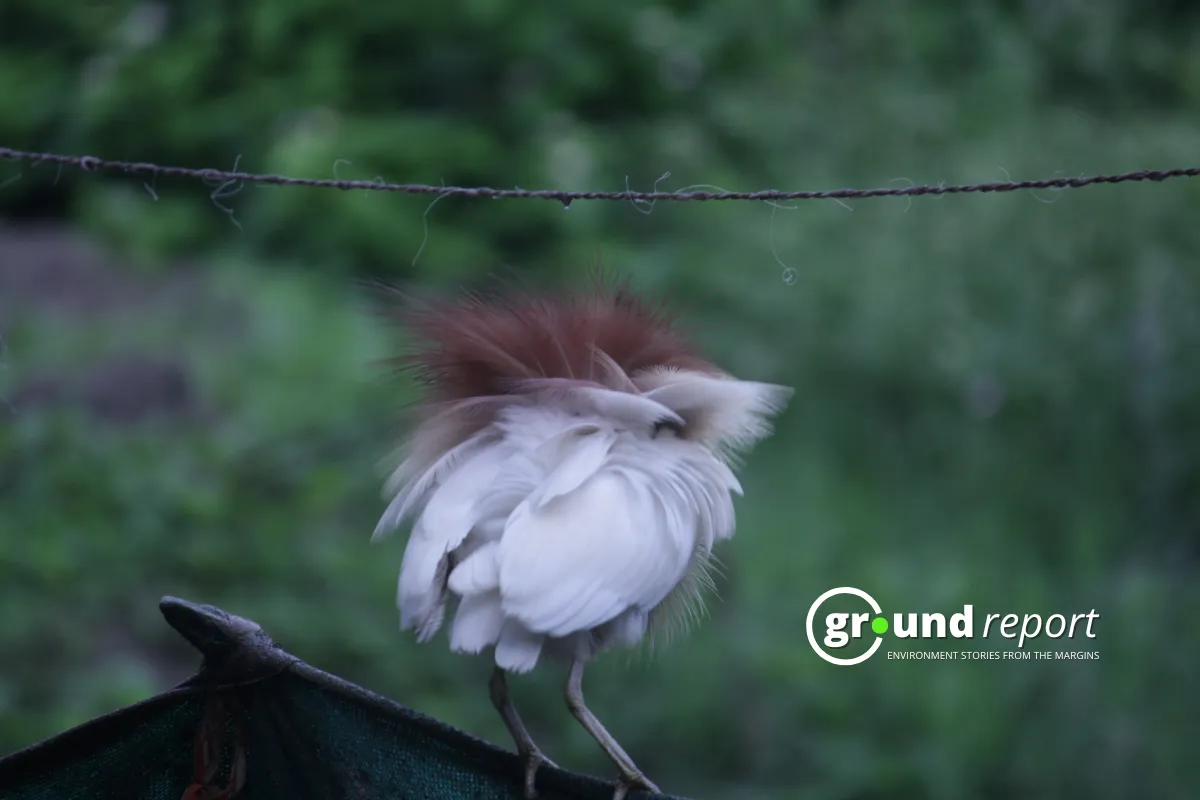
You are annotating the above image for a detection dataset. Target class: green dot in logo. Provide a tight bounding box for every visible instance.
[871,616,889,635]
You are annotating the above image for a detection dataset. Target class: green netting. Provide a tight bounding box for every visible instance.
[0,598,681,800]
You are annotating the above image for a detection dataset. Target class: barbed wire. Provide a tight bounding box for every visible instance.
[3,146,1200,206]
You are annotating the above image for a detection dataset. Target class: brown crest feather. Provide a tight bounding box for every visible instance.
[385,272,718,404]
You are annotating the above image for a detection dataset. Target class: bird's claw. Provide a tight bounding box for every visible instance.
[611,770,660,800]
[520,748,557,799]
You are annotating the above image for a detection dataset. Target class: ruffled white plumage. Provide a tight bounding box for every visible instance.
[375,371,790,673]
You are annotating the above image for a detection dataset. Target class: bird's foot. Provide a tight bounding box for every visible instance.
[611,769,660,800]
[520,747,557,799]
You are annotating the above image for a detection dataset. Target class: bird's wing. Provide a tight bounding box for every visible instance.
[489,429,701,639]
[394,435,515,638]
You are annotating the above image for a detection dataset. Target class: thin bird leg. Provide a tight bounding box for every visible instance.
[564,659,661,800]
[489,666,557,799]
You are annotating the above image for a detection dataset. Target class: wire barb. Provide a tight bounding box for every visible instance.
[2,146,1199,204]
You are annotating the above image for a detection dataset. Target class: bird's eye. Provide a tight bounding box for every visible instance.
[652,418,683,438]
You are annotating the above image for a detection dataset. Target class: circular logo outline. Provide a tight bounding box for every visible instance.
[806,586,885,666]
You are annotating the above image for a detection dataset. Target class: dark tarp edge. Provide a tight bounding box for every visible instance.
[0,596,686,800]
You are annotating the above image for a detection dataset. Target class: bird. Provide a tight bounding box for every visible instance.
[371,272,791,799]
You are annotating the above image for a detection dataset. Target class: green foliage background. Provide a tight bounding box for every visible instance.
[2,1,1198,797]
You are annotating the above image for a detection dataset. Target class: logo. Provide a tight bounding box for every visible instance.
[806,586,1100,666]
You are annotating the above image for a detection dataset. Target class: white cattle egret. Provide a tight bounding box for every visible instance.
[373,274,791,799]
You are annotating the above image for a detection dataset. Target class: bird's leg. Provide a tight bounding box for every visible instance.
[489,665,557,799]
[564,659,661,800]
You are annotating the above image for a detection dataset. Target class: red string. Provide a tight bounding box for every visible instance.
[180,693,247,800]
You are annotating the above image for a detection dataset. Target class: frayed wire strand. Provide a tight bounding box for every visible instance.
[3,146,1197,204]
